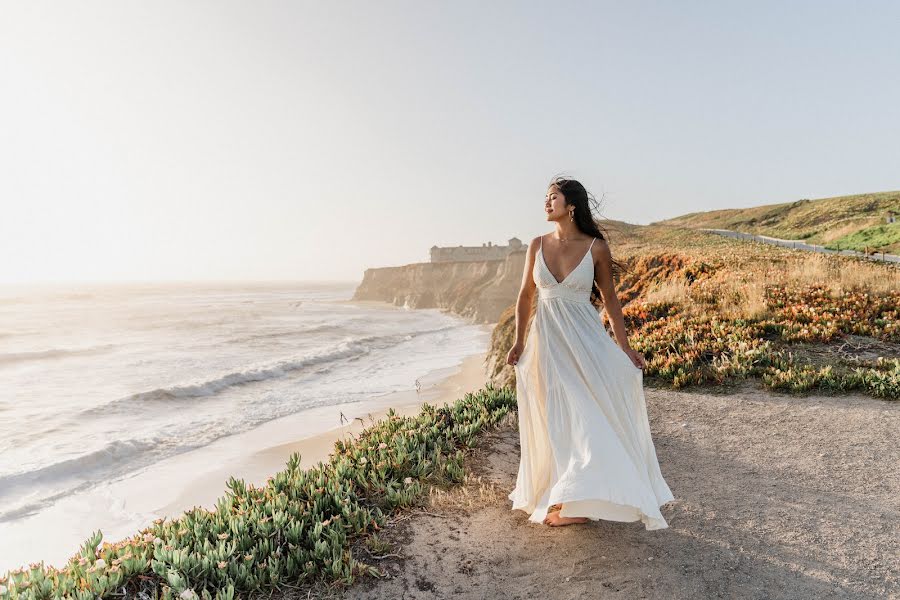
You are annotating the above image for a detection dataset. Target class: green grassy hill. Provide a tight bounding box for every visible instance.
[653,191,900,253]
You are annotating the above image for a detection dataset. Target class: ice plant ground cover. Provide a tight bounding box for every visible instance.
[0,384,517,600]
[612,224,899,398]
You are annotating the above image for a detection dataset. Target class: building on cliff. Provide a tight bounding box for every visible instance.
[429,237,524,263]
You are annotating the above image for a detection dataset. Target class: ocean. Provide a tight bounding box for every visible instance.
[0,281,490,573]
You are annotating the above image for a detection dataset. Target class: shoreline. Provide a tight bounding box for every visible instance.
[0,331,495,575]
[156,347,494,516]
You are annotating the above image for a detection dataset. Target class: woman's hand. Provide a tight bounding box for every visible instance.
[623,346,646,369]
[507,341,525,366]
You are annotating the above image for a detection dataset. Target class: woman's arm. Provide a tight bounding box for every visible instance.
[593,239,631,350]
[507,238,539,366]
[593,239,646,369]
[513,237,540,345]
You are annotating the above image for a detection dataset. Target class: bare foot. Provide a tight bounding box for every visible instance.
[542,510,590,526]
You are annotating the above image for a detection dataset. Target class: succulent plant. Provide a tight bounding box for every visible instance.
[0,383,516,600]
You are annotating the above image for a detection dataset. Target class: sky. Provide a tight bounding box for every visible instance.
[2,1,899,285]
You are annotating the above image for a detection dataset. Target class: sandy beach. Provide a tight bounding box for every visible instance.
[0,330,494,576]
[155,347,494,516]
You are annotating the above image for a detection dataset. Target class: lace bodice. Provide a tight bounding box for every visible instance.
[534,236,596,305]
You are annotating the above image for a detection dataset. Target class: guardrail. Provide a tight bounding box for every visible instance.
[699,228,900,265]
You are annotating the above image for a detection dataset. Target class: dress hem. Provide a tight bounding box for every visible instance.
[508,489,674,531]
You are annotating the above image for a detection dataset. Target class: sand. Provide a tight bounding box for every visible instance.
[339,383,900,600]
[0,339,494,576]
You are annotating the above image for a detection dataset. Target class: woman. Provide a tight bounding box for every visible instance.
[506,176,675,529]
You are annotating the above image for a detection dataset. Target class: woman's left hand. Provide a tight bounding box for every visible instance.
[624,347,646,369]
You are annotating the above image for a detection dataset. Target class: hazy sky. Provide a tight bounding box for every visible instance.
[2,1,898,284]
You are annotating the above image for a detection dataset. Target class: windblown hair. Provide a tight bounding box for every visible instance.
[547,174,628,307]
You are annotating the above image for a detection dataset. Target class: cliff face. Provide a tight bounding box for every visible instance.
[352,251,526,325]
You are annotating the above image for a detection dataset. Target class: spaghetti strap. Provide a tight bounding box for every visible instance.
[589,237,596,250]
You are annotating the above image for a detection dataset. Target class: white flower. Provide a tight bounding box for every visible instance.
[179,589,199,600]
[403,477,413,485]
[94,558,106,569]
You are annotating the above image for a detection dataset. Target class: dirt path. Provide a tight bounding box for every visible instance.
[339,384,900,599]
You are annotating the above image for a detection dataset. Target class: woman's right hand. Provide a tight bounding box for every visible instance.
[506,341,524,366]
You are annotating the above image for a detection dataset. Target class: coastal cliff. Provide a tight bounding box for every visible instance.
[351,236,700,390]
[352,250,527,324]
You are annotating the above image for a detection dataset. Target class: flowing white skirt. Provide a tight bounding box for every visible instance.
[509,298,674,530]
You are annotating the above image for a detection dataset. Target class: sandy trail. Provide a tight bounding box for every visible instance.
[340,384,900,600]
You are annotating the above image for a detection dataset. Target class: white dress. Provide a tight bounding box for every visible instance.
[509,236,675,530]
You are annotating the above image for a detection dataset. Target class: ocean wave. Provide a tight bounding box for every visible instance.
[74,325,458,418]
[223,322,346,344]
[0,320,474,524]
[0,344,118,367]
[0,438,159,522]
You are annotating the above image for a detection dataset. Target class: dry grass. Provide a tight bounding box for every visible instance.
[782,253,832,286]
[425,473,508,512]
[714,277,771,320]
[641,251,898,320]
[643,278,692,306]
[643,272,771,320]
[777,253,900,296]
[833,261,900,295]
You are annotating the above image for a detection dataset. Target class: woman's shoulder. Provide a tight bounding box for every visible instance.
[590,237,612,262]
[588,236,611,259]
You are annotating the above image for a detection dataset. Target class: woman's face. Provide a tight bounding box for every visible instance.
[544,185,567,221]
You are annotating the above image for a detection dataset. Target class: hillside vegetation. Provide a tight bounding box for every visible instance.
[654,191,900,253]
[487,219,900,399]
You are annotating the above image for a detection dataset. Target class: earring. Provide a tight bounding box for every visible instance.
[569,211,574,222]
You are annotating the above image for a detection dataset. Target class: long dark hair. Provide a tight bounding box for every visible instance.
[547,174,628,306]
